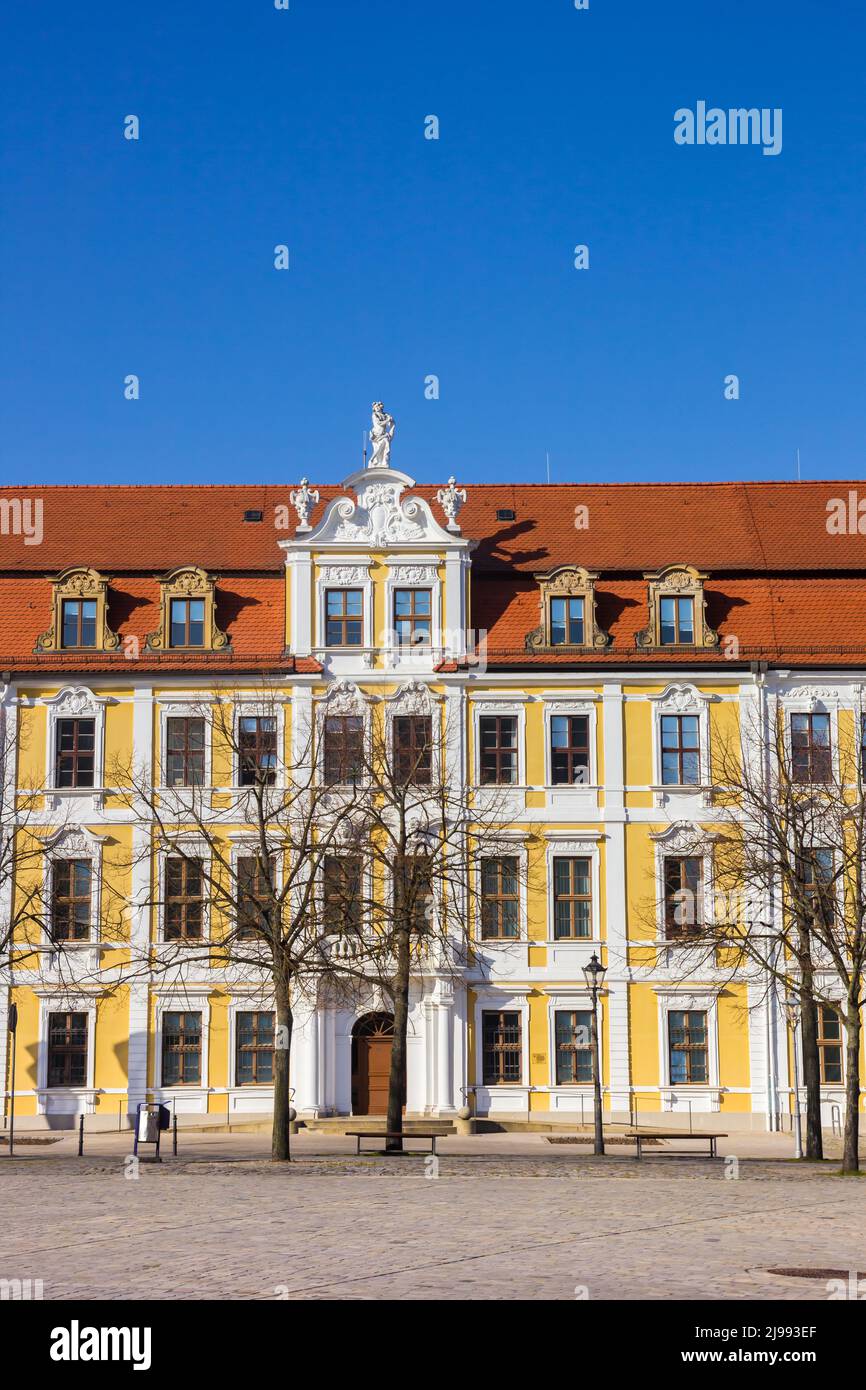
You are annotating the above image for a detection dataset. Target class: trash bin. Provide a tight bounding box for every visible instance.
[138,1108,160,1143]
[134,1102,167,1159]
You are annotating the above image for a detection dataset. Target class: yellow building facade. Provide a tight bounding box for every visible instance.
[1,443,862,1132]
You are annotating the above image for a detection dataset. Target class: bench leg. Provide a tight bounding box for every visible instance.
[356,1135,361,1156]
[710,1138,716,1160]
[432,1137,437,1156]
[635,1137,642,1160]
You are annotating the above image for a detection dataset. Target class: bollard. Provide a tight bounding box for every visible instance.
[455,1105,475,1136]
[77,1113,84,1157]
[172,1113,178,1156]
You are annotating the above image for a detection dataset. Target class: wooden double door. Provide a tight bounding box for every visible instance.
[352,1012,395,1115]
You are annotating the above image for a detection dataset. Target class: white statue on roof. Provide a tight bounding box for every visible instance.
[367,401,395,469]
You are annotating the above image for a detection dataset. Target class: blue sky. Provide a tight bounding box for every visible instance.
[1,1,864,488]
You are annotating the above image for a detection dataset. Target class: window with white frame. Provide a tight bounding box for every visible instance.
[553,1009,593,1084]
[47,1011,88,1086]
[650,685,713,792]
[45,687,110,792]
[479,856,520,938]
[550,715,590,785]
[817,1004,843,1084]
[235,1010,275,1085]
[667,1009,709,1084]
[164,856,205,940]
[552,857,592,938]
[482,1010,522,1085]
[161,1011,203,1086]
[472,700,526,787]
[51,859,92,942]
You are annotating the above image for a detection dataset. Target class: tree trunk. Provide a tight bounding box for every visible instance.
[272,975,294,1162]
[799,992,824,1160]
[842,1000,861,1173]
[797,932,824,1161]
[385,927,411,1153]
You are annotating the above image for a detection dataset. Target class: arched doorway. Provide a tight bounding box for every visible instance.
[351,1012,395,1115]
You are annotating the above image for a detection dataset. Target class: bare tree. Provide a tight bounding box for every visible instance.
[115,686,368,1162]
[660,694,865,1170]
[318,691,520,1152]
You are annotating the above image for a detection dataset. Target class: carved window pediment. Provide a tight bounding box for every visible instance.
[35,568,119,654]
[525,567,611,652]
[145,567,229,652]
[636,565,719,650]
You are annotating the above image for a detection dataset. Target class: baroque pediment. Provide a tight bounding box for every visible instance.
[307,469,456,548]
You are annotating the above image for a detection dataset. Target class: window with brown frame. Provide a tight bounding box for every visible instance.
[169,597,205,648]
[322,854,363,933]
[393,715,432,785]
[237,855,275,939]
[554,1009,593,1084]
[663,856,703,939]
[235,1011,275,1085]
[394,854,433,933]
[550,715,589,785]
[479,715,518,785]
[549,595,585,646]
[552,856,592,939]
[51,859,92,942]
[165,716,206,787]
[482,1010,522,1085]
[60,598,97,649]
[238,716,277,787]
[161,1011,202,1085]
[164,857,204,940]
[323,715,364,785]
[790,712,832,783]
[55,717,95,788]
[795,849,835,928]
[817,1005,843,1084]
[668,1010,708,1084]
[660,714,700,786]
[325,589,363,646]
[480,856,520,938]
[47,1012,88,1087]
[659,595,695,645]
[393,588,432,646]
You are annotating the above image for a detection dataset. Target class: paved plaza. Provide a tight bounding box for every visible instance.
[1,1130,863,1300]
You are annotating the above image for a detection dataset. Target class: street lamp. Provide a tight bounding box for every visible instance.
[582,952,607,1156]
[784,995,803,1160]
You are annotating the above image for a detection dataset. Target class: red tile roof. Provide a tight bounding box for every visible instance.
[1,480,865,671]
[1,479,865,573]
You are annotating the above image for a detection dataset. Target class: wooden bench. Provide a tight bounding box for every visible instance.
[345,1130,440,1156]
[629,1131,727,1160]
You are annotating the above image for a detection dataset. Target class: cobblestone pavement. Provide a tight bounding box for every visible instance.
[2,1147,863,1300]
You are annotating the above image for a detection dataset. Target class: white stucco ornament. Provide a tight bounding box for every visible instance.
[368,401,396,469]
[436,476,467,533]
[290,478,320,532]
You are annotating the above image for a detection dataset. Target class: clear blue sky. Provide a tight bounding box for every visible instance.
[2,1,864,488]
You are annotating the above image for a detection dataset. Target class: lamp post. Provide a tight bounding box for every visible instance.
[784,995,803,1160]
[582,952,607,1156]
[7,1002,17,1159]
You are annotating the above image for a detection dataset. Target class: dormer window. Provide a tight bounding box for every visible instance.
[36,568,119,654]
[636,566,718,650]
[146,567,228,653]
[526,567,610,652]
